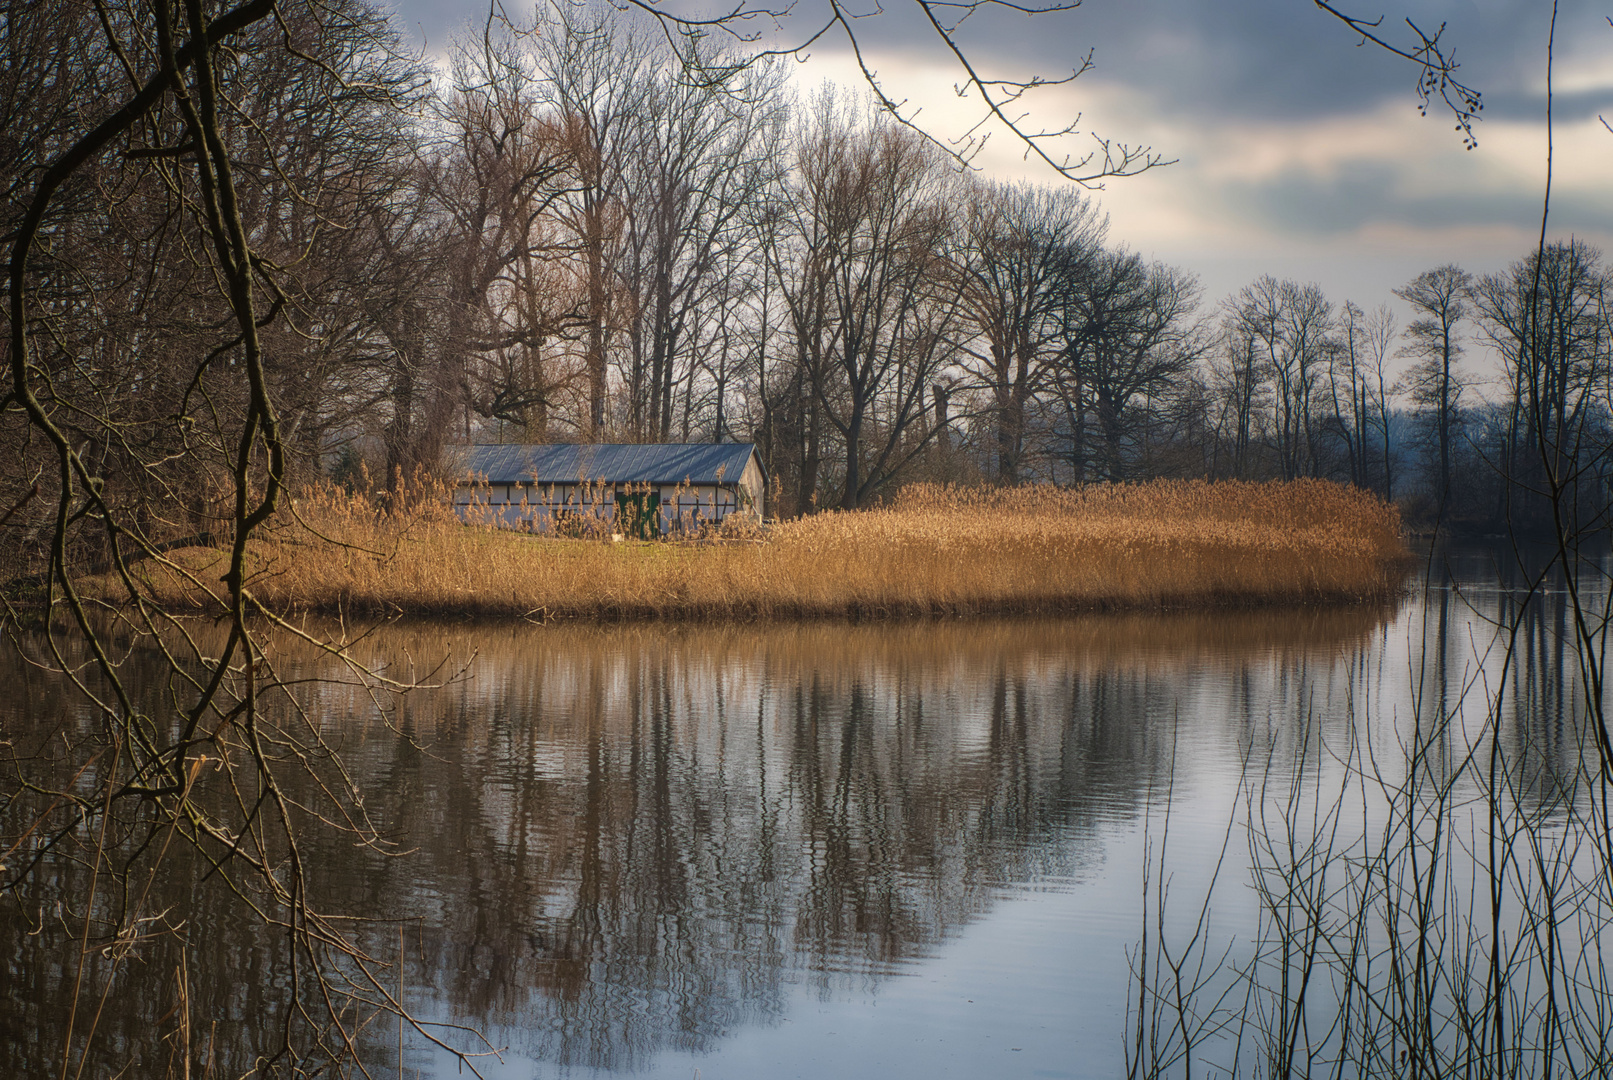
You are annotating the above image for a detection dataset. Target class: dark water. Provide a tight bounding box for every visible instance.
[2,550,1606,1078]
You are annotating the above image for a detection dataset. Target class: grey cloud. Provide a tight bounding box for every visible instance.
[986,0,1602,123]
[1215,158,1613,239]
[381,0,1608,129]
[812,0,1603,128]
[379,0,468,49]
[1472,87,1613,124]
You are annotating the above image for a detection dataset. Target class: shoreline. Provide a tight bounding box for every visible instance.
[5,575,1415,647]
[5,562,1415,628]
[236,568,1415,625]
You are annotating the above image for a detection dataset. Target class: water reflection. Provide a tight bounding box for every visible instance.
[1408,545,1610,811]
[246,610,1393,1072]
[1123,547,1613,1079]
[6,576,1604,1078]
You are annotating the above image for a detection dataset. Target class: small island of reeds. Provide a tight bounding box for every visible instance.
[121,478,1412,621]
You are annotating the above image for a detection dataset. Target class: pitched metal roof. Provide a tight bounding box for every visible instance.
[451,443,763,486]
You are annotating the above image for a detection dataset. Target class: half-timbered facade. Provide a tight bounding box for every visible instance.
[451,443,767,537]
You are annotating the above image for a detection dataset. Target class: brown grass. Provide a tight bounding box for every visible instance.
[115,478,1411,621]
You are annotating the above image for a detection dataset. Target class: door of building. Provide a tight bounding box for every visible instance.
[614,490,660,540]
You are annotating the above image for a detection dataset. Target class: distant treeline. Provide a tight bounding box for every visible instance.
[4,0,1605,543]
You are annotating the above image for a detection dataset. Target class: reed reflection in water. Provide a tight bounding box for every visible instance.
[13,582,1595,1079]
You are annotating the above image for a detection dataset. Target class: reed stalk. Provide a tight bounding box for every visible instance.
[107,477,1411,621]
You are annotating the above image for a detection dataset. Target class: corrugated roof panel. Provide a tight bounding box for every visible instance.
[449,443,761,486]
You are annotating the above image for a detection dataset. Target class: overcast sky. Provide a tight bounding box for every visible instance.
[387,0,1613,375]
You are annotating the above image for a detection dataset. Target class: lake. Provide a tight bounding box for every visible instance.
[3,546,1608,1078]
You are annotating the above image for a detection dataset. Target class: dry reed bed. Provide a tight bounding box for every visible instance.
[123,478,1410,621]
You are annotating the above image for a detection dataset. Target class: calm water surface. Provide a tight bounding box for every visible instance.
[2,549,1603,1078]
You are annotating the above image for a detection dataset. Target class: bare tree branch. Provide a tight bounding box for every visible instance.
[1314,0,1483,149]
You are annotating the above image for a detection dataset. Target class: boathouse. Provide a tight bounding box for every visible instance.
[451,443,767,538]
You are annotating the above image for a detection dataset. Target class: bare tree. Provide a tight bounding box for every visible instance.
[235,1,432,472]
[1471,240,1611,530]
[1327,300,1398,495]
[1361,303,1399,499]
[1229,276,1335,481]
[773,96,962,509]
[449,18,589,442]
[614,47,786,441]
[1328,301,1372,489]
[531,1,649,439]
[1203,314,1274,482]
[952,180,1103,483]
[1054,252,1203,481]
[1394,265,1471,510]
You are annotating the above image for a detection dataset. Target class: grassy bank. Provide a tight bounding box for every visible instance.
[108,478,1411,621]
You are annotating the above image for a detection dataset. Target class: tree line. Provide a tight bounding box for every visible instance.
[4,0,1607,536]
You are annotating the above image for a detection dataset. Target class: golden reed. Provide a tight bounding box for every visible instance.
[119,477,1411,621]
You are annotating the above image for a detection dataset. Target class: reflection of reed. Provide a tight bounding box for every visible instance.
[0,603,1398,1076]
[346,603,1397,683]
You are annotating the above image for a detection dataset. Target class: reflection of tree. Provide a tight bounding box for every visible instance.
[1389,549,1600,813]
[1129,548,1613,1079]
[1494,557,1598,811]
[3,608,1396,1075]
[328,613,1398,1070]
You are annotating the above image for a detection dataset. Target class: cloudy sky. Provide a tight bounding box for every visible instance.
[389,0,1613,370]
